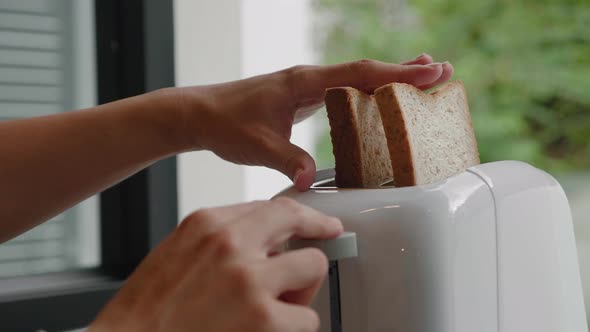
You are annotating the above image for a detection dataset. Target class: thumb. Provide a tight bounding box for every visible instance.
[261,137,316,191]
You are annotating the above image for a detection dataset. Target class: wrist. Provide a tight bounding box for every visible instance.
[130,87,203,155]
[152,86,214,152]
[145,87,190,153]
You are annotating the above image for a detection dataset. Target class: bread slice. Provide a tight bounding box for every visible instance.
[325,87,393,187]
[374,81,479,187]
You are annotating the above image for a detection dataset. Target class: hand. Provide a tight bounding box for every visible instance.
[88,198,343,332]
[175,54,453,190]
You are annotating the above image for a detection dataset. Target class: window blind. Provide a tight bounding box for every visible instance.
[0,0,77,278]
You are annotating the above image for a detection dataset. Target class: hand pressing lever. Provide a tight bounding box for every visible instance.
[89,197,343,332]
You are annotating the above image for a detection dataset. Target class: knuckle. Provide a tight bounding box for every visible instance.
[275,197,308,228]
[178,209,213,234]
[176,218,192,236]
[249,300,276,331]
[281,65,314,99]
[352,58,378,70]
[226,263,257,291]
[273,196,303,214]
[285,64,305,72]
[283,64,308,80]
[303,308,321,331]
[187,209,214,225]
[305,248,329,275]
[210,228,240,256]
[348,59,377,87]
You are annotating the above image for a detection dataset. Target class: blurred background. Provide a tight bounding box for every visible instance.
[0,0,587,328]
[311,3,590,321]
[311,0,590,321]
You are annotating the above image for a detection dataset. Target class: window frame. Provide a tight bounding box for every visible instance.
[0,1,177,331]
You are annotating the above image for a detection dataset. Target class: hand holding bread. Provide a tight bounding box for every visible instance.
[176,54,453,190]
[326,80,480,188]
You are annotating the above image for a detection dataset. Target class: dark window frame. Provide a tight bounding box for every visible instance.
[0,1,177,331]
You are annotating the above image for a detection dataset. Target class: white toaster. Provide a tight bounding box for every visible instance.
[278,161,588,332]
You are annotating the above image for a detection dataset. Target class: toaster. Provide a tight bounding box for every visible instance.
[278,161,588,332]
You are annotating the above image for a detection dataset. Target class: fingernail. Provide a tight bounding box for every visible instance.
[416,52,429,59]
[330,217,344,230]
[427,63,443,70]
[293,168,304,184]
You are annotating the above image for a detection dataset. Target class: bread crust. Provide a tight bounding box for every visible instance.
[374,84,415,187]
[325,87,364,187]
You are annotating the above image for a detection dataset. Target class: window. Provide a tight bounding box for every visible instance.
[0,0,100,279]
[0,1,177,331]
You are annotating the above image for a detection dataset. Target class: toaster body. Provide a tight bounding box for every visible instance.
[279,161,588,332]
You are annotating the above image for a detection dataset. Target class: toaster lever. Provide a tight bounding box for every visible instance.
[288,232,358,332]
[287,231,358,260]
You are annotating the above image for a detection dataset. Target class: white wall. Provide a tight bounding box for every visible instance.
[174,0,245,218]
[241,0,317,201]
[174,0,317,218]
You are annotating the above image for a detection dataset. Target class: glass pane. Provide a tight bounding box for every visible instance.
[311,0,590,322]
[0,0,99,277]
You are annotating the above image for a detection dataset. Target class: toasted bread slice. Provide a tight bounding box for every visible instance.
[374,81,480,187]
[325,87,393,187]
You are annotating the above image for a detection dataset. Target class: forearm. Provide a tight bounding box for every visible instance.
[0,88,188,242]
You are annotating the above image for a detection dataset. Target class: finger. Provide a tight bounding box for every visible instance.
[272,302,320,332]
[257,133,316,191]
[286,60,444,100]
[292,54,433,122]
[230,197,342,252]
[261,248,327,304]
[182,200,269,230]
[349,62,444,94]
[401,53,433,65]
[175,201,270,252]
[293,102,324,123]
[355,62,444,93]
[275,251,327,305]
[417,61,454,90]
[180,201,268,239]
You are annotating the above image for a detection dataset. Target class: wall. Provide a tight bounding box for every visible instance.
[174,0,317,218]
[174,0,245,217]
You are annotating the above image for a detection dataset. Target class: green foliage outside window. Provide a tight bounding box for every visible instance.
[313,0,590,173]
